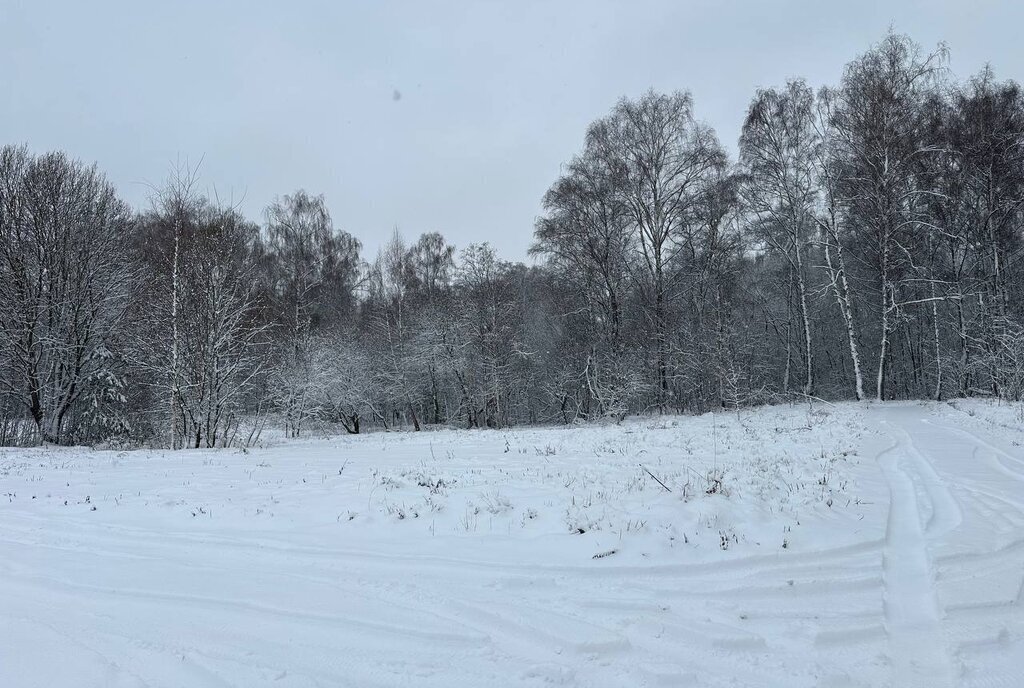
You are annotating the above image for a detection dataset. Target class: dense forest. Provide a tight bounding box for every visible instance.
[1,32,1022,447]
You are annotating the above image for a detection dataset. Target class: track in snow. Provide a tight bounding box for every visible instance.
[1,402,1022,687]
[877,412,956,687]
[876,405,1024,688]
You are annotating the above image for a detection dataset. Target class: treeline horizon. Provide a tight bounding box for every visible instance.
[1,31,1023,448]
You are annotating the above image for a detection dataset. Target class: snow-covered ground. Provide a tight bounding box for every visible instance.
[1,401,1022,687]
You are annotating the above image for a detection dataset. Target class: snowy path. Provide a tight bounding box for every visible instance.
[878,413,957,687]
[875,405,1024,688]
[1,403,1022,687]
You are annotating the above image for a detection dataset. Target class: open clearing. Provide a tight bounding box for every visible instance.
[1,401,1022,687]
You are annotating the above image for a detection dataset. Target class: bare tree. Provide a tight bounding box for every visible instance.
[367,230,423,430]
[175,207,269,448]
[811,90,868,400]
[943,68,1024,396]
[588,91,727,405]
[826,33,948,400]
[740,80,819,395]
[148,162,204,448]
[0,146,136,444]
[264,191,362,435]
[533,146,637,417]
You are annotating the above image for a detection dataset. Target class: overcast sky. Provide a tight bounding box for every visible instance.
[0,0,1016,260]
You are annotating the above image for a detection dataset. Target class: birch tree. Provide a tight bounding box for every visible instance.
[589,91,727,405]
[173,207,269,448]
[264,191,362,435]
[532,147,636,416]
[827,33,947,400]
[740,80,819,395]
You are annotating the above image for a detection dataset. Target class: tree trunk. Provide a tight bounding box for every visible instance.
[824,233,866,400]
[794,247,814,396]
[169,216,180,450]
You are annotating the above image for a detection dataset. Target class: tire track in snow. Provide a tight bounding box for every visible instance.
[0,509,887,583]
[0,571,488,648]
[899,422,964,537]
[905,416,1024,688]
[922,419,1024,483]
[877,420,955,687]
[0,615,156,688]
[9,403,1024,686]
[953,487,1024,537]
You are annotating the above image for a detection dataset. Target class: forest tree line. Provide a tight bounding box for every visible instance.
[1,33,1023,447]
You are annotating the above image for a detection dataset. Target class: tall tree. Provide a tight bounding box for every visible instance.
[263,191,362,435]
[588,90,727,404]
[533,148,636,417]
[828,33,947,400]
[740,80,820,395]
[0,146,135,443]
[945,68,1024,395]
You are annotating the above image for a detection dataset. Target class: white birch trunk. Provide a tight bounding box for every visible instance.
[169,215,180,450]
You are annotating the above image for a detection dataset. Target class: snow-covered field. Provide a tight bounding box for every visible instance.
[1,401,1022,687]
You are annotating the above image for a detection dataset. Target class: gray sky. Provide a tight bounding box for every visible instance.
[1,0,1016,260]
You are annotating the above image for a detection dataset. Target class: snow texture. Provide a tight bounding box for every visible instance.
[1,401,1022,686]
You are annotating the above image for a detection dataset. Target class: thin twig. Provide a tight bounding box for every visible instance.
[640,464,672,492]
[786,391,838,408]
